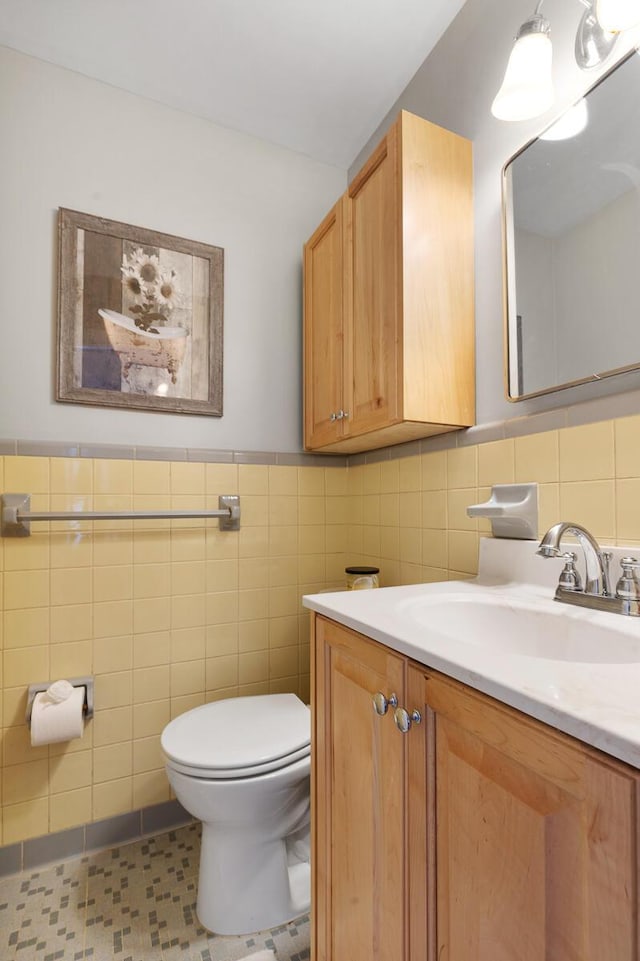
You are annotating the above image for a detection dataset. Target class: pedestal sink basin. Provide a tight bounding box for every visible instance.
[397,592,640,664]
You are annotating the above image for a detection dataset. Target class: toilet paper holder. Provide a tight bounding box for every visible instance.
[26,676,94,726]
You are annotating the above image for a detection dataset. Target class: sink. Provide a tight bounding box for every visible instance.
[398,592,640,664]
[303,537,640,768]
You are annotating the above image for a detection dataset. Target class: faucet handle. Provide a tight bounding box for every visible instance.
[558,551,582,592]
[616,557,640,601]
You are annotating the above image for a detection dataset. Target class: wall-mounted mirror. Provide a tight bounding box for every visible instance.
[504,50,640,400]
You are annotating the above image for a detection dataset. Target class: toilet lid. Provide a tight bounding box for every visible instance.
[161,693,310,776]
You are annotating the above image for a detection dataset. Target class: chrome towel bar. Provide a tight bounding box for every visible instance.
[1,493,240,537]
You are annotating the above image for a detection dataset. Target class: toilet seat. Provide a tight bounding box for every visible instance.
[161,693,310,780]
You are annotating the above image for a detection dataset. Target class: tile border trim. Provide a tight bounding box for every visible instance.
[0,439,348,466]
[3,383,640,467]
[0,799,193,878]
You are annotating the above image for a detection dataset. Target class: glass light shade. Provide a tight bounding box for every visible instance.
[596,0,640,31]
[491,31,554,121]
[539,98,588,140]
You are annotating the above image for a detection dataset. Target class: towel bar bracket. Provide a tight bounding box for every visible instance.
[218,494,241,531]
[1,493,241,537]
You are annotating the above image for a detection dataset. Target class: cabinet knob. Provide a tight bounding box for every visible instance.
[372,691,398,716]
[330,412,337,422]
[394,707,422,733]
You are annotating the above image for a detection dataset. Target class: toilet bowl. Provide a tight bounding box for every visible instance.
[161,693,311,935]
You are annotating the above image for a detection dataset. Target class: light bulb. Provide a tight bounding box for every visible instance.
[596,0,640,32]
[539,98,588,140]
[492,29,554,121]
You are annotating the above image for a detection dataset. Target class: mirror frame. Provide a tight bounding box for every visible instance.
[502,48,640,402]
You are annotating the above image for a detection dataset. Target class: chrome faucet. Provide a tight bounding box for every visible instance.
[537,521,640,617]
[536,521,611,595]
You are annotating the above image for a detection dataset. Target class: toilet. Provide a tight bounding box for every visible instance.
[161,693,311,936]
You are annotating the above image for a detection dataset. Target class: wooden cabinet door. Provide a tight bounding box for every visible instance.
[312,616,408,961]
[303,197,348,449]
[409,666,640,961]
[346,124,401,438]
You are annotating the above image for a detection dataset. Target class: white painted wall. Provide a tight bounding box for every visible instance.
[0,46,346,451]
[5,2,640,448]
[351,0,640,425]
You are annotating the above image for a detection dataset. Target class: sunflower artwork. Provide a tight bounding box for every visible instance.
[120,248,181,334]
[57,208,224,416]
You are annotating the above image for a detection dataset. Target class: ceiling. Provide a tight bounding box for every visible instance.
[0,0,467,169]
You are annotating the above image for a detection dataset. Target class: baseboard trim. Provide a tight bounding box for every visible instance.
[0,799,193,877]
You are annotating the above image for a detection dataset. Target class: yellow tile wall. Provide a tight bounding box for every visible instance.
[2,413,639,844]
[346,418,640,591]
[0,457,349,845]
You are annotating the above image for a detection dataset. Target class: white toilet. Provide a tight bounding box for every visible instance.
[160,693,311,936]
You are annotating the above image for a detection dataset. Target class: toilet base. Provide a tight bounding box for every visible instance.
[163,726,311,937]
[196,822,311,935]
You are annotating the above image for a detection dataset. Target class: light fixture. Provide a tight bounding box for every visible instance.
[491,2,555,121]
[539,97,589,139]
[575,0,619,68]
[596,0,640,31]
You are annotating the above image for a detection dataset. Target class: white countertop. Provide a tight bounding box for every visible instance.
[303,538,640,769]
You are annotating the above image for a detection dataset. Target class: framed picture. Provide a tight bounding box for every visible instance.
[56,208,224,416]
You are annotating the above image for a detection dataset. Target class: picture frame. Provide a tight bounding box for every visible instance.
[56,208,224,416]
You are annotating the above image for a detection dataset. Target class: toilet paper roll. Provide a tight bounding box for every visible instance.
[30,686,85,746]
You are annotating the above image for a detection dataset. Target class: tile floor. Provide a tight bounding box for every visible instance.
[0,823,310,961]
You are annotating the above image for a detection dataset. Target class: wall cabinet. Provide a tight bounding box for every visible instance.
[303,111,474,454]
[312,614,640,961]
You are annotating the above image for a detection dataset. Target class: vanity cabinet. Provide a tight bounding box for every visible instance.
[311,614,640,961]
[409,666,640,961]
[303,110,475,454]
